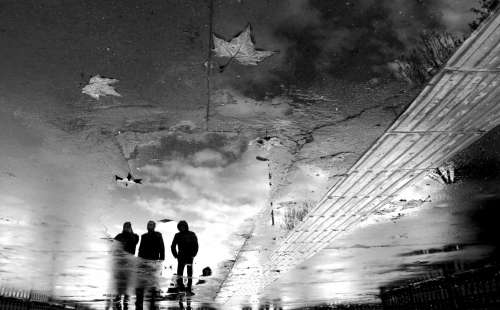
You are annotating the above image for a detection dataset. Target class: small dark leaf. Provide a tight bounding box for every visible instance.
[256,156,269,161]
[158,218,173,223]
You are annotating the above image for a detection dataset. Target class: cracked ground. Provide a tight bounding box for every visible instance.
[1,0,500,309]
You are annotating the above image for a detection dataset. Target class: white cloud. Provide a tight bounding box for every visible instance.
[135,147,270,273]
[191,149,228,166]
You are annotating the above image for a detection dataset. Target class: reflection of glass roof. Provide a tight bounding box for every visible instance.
[217,10,500,305]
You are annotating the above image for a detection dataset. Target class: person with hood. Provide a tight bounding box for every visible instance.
[171,220,198,295]
[114,222,139,255]
[111,222,139,308]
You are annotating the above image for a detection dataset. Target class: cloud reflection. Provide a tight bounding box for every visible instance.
[134,146,270,275]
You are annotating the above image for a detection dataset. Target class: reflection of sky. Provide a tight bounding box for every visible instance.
[130,145,270,274]
[4,109,498,308]
[0,111,270,303]
[0,0,494,308]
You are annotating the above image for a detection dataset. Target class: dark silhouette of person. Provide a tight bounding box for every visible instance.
[136,220,165,310]
[196,267,212,285]
[109,222,139,309]
[201,266,212,277]
[114,222,139,255]
[171,220,198,295]
[138,221,165,260]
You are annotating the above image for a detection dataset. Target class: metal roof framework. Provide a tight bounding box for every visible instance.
[216,9,500,305]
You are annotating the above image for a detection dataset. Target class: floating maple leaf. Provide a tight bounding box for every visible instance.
[212,24,277,71]
[82,75,122,99]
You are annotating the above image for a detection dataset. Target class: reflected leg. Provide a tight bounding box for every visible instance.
[135,287,144,310]
[113,295,122,310]
[123,294,129,310]
[149,287,157,310]
[186,264,193,291]
[105,297,113,310]
[176,260,186,290]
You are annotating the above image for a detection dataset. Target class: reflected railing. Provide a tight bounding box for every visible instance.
[381,262,500,309]
[0,286,92,310]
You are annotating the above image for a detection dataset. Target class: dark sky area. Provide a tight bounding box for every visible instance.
[212,0,475,97]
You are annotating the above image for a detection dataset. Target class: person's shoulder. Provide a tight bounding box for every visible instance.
[189,231,197,237]
[155,231,163,237]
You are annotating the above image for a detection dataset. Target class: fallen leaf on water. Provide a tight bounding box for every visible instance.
[213,24,277,71]
[82,75,122,99]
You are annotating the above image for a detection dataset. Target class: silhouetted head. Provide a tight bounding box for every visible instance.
[177,220,189,232]
[202,267,212,277]
[147,220,156,232]
[122,222,133,233]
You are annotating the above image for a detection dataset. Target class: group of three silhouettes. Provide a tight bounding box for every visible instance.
[114,220,198,295]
